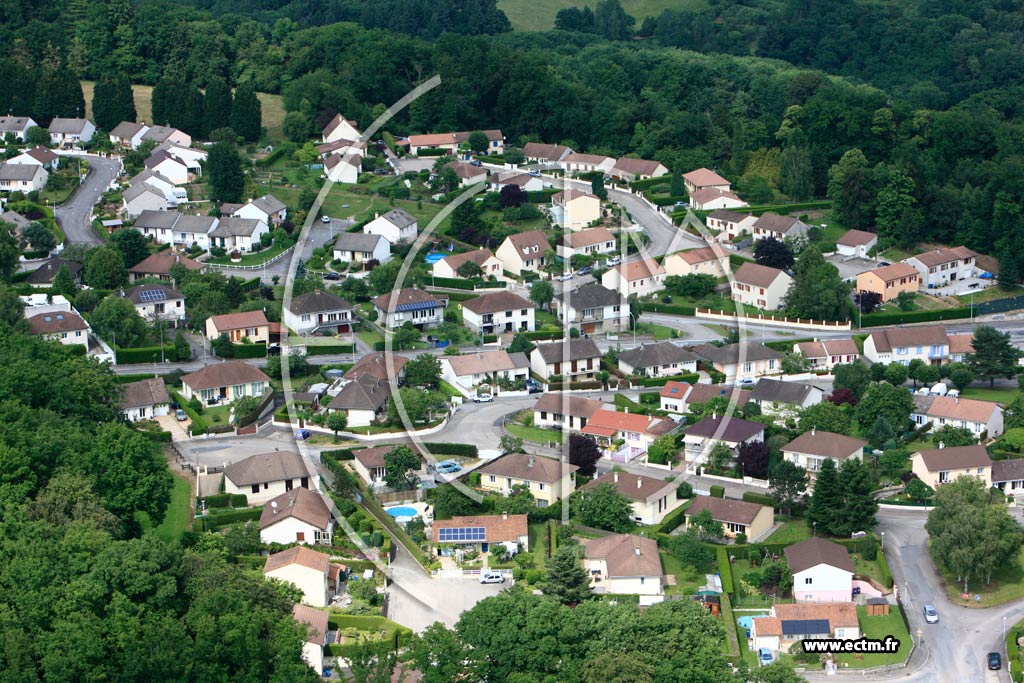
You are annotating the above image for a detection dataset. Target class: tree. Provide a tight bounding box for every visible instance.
[646,433,677,465]
[84,247,127,289]
[867,415,895,450]
[212,332,234,357]
[836,457,878,536]
[580,652,654,683]
[22,221,56,253]
[780,351,809,375]
[883,362,909,387]
[383,445,420,489]
[590,175,607,200]
[282,111,311,142]
[569,434,602,476]
[753,236,794,270]
[51,264,78,299]
[91,76,135,131]
[904,477,934,503]
[664,273,717,298]
[798,401,852,435]
[91,296,148,347]
[109,228,149,267]
[498,184,527,208]
[895,290,916,311]
[783,246,849,321]
[689,509,724,541]
[0,221,19,282]
[593,0,636,40]
[833,361,871,399]
[931,425,976,447]
[230,81,262,141]
[466,130,489,154]
[779,145,813,200]
[669,170,684,197]
[667,530,714,571]
[456,260,484,279]
[431,484,486,520]
[529,279,554,310]
[806,458,840,535]
[949,367,974,392]
[969,325,1020,387]
[856,381,913,433]
[571,482,633,532]
[173,330,190,361]
[394,322,421,350]
[325,411,348,439]
[447,199,481,242]
[404,354,442,388]
[206,142,245,204]
[539,544,591,605]
[911,362,940,388]
[827,148,870,229]
[25,125,51,146]
[878,447,910,480]
[499,434,523,454]
[508,333,534,354]
[203,77,233,140]
[737,441,770,478]
[769,459,807,515]
[999,251,1020,291]
[706,442,733,472]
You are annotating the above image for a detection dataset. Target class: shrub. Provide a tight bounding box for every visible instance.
[229,494,248,508]
[524,569,544,584]
[676,481,693,499]
[860,537,878,561]
[710,485,725,498]
[741,492,775,507]
[735,533,747,545]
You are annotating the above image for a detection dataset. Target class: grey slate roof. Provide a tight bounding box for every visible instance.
[173,214,217,234]
[380,208,416,229]
[335,232,387,252]
[684,415,764,442]
[618,342,697,370]
[691,342,781,365]
[119,283,183,305]
[287,290,353,315]
[210,216,262,237]
[0,164,40,181]
[134,209,180,230]
[555,283,622,310]
[250,194,287,215]
[749,378,816,405]
[47,118,90,134]
[224,451,310,487]
[327,375,391,411]
[26,258,81,284]
[123,182,163,202]
[534,338,601,363]
[120,377,171,410]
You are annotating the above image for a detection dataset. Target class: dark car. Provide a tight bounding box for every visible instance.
[988,652,1001,670]
[576,265,593,276]
[267,344,281,356]
[469,160,482,167]
[324,272,341,281]
[295,429,312,441]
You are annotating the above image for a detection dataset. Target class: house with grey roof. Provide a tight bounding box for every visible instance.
[617,342,698,377]
[364,208,418,244]
[223,450,313,505]
[683,414,765,464]
[123,182,169,219]
[461,291,535,334]
[553,283,628,334]
[283,289,355,335]
[141,124,191,147]
[751,212,810,242]
[132,208,181,242]
[26,257,82,287]
[332,232,390,265]
[749,378,824,419]
[109,121,150,149]
[0,163,47,193]
[47,117,95,147]
[209,216,269,253]
[371,287,446,329]
[119,377,171,422]
[326,375,392,427]
[235,194,288,226]
[530,338,602,380]
[170,214,217,250]
[691,342,782,382]
[0,116,39,141]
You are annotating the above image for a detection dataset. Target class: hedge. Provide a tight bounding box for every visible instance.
[255,144,291,167]
[240,276,261,292]
[171,390,207,435]
[630,372,700,387]
[306,344,355,355]
[656,503,691,534]
[629,176,674,192]
[709,485,725,498]
[522,330,566,341]
[526,188,560,203]
[195,507,262,531]
[716,546,735,594]
[429,275,477,290]
[139,429,172,443]
[115,344,176,364]
[546,380,603,391]
[649,194,690,207]
[322,448,356,460]
[764,338,813,352]
[482,334,498,344]
[742,491,775,507]
[637,302,697,316]
[422,442,479,458]
[861,307,971,327]
[205,493,232,508]
[415,147,449,157]
[230,342,267,358]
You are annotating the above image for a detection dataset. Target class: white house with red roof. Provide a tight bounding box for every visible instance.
[550,188,601,230]
[602,257,666,297]
[663,247,729,278]
[581,409,677,463]
[731,262,792,310]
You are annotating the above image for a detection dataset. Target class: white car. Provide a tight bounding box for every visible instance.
[473,394,493,403]
[320,215,331,223]
[923,604,939,624]
[479,571,505,584]
[556,272,573,281]
[606,256,622,267]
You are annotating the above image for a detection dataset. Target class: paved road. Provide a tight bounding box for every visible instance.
[54,155,121,245]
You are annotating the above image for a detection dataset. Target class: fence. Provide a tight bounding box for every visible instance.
[205,245,294,271]
[695,308,852,331]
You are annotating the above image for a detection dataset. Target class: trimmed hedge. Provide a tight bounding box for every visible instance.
[861,307,971,327]
[415,147,449,157]
[422,442,478,458]
[638,302,697,316]
[526,188,561,203]
[656,502,691,534]
[546,380,603,391]
[195,507,262,531]
[430,275,477,290]
[709,485,725,498]
[630,372,700,387]
[716,546,735,594]
[322,448,356,460]
[649,194,690,207]
[171,390,207,435]
[231,342,267,359]
[629,176,674,192]
[116,344,176,364]
[764,338,813,352]
[742,491,775,507]
[205,493,232,508]
[306,344,356,355]
[522,330,566,341]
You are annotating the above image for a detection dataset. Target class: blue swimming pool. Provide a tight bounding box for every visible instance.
[424,252,446,264]
[386,506,418,518]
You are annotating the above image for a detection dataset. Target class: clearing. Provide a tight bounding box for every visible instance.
[498,0,708,32]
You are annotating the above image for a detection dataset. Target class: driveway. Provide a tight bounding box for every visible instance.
[155,413,191,442]
[826,254,881,281]
[54,155,121,245]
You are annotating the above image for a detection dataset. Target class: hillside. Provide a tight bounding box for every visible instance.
[497,0,707,32]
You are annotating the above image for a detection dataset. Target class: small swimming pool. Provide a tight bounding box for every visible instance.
[424,252,446,264]
[385,506,419,519]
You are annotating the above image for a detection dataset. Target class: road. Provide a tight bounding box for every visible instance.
[54,155,121,245]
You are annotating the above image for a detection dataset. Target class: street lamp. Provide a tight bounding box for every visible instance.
[628,312,637,348]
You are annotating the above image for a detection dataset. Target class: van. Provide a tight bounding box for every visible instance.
[929,383,948,396]
[480,571,505,584]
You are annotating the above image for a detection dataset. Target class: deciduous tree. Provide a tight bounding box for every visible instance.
[856,381,913,433]
[769,459,807,515]
[753,236,794,270]
[570,482,633,532]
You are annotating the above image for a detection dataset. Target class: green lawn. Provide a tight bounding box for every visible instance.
[207,241,292,266]
[960,386,1020,404]
[528,522,550,570]
[942,544,1024,607]
[497,0,708,31]
[268,181,443,228]
[851,554,888,588]
[636,322,680,340]
[137,475,192,542]
[878,246,915,262]
[357,328,385,347]
[506,421,565,446]
[201,403,233,426]
[661,550,705,595]
[835,606,911,668]
[763,519,812,544]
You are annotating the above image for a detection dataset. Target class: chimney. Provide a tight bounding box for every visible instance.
[613,472,619,483]
[637,478,642,489]
[625,407,629,414]
[712,410,717,420]
[528,455,535,468]
[502,511,508,520]
[374,211,380,219]
[939,441,945,449]
[634,547,641,556]
[811,427,816,436]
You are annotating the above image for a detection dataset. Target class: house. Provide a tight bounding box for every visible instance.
[371,288,445,329]
[452,129,505,154]
[658,381,751,414]
[684,495,774,540]
[345,352,408,383]
[109,121,150,149]
[580,410,677,463]
[142,125,191,147]
[209,217,269,253]
[993,459,1024,498]
[948,332,975,363]
[259,487,333,546]
[326,375,392,427]
[7,146,60,170]
[731,262,792,310]
[206,310,270,343]
[283,290,355,335]
[617,342,698,377]
[561,153,615,174]
[0,116,38,141]
[793,339,860,371]
[224,450,312,505]
[751,213,810,242]
[785,537,855,603]
[556,227,617,261]
[234,195,288,226]
[324,153,361,183]
[911,394,1004,438]
[752,602,860,655]
[602,258,666,298]
[25,307,89,346]
[584,534,664,595]
[683,415,766,463]
[364,209,418,245]
[441,351,530,390]
[478,453,577,507]
[118,283,186,324]
[26,257,82,287]
[47,118,95,147]
[782,429,866,476]
[348,445,421,486]
[495,229,550,276]
[550,189,601,230]
[856,263,920,303]
[553,283,628,334]
[0,163,47,193]
[143,149,192,185]
[911,444,992,489]
[749,378,824,418]
[122,182,169,219]
[321,114,360,143]
[663,247,730,278]
[180,361,270,403]
[532,392,607,430]
[692,342,782,382]
[445,161,487,186]
[904,246,978,289]
[862,325,951,365]
[431,513,529,555]
[405,132,459,156]
[706,209,756,243]
[461,291,535,334]
[584,471,684,525]
[689,187,747,211]
[168,214,217,251]
[333,232,390,265]
[263,546,331,606]
[522,142,573,164]
[131,210,183,246]
[610,157,669,182]
[683,168,731,194]
[292,604,329,675]
[530,338,601,380]
[491,172,543,193]
[119,377,171,422]
[128,251,203,283]
[432,248,502,280]
[835,230,877,259]
[156,143,206,172]
[129,169,183,206]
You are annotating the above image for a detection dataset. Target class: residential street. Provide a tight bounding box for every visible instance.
[53,154,121,245]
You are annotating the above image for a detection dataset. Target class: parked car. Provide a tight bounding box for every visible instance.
[435,462,461,474]
[757,648,774,667]
[267,344,281,356]
[556,272,573,281]
[321,215,331,223]
[528,170,541,177]
[474,393,494,403]
[324,272,341,280]
[175,409,188,421]
[479,571,505,584]
[606,255,622,267]
[923,604,939,624]
[295,429,312,441]
[878,261,891,266]
[576,265,593,276]
[469,160,482,167]
[988,652,1001,670]
[525,379,543,394]
[735,378,755,387]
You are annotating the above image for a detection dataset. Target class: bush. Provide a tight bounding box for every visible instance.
[860,537,878,561]
[710,485,725,498]
[422,442,478,458]
[231,342,267,359]
[322,448,356,461]
[741,492,775,507]
[524,569,544,584]
[205,493,231,508]
[676,481,693,499]
[735,533,747,545]
[229,494,248,508]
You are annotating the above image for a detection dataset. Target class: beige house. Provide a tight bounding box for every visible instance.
[856,263,920,303]
[794,339,860,371]
[782,429,866,476]
[532,392,607,430]
[602,258,666,298]
[584,471,684,525]
[223,450,312,505]
[205,310,271,343]
[441,350,530,390]
[732,262,792,310]
[530,338,601,380]
[911,444,992,489]
[684,495,774,540]
[431,513,530,555]
[556,227,617,261]
[432,248,503,280]
[610,157,669,182]
[263,546,332,606]
[683,168,730,194]
[25,308,89,347]
[0,163,47,193]
[119,377,172,422]
[862,325,952,366]
[446,161,487,186]
[664,247,730,278]
[461,291,535,334]
[550,189,601,230]
[180,361,270,403]
[259,487,334,546]
[326,375,392,427]
[496,229,551,276]
[585,534,664,595]
[561,152,615,174]
[523,142,573,164]
[689,188,747,211]
[478,453,577,507]
[292,604,329,675]
[692,342,782,382]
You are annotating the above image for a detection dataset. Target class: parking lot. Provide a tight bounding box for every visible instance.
[927,276,995,297]
[825,254,880,281]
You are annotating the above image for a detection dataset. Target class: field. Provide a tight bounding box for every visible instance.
[835,606,911,668]
[136,475,192,542]
[959,386,1020,404]
[497,0,708,32]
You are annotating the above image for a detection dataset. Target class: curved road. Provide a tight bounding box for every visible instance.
[54,155,121,245]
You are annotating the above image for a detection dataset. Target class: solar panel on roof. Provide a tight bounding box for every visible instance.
[138,288,167,302]
[437,527,486,543]
[395,300,439,312]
